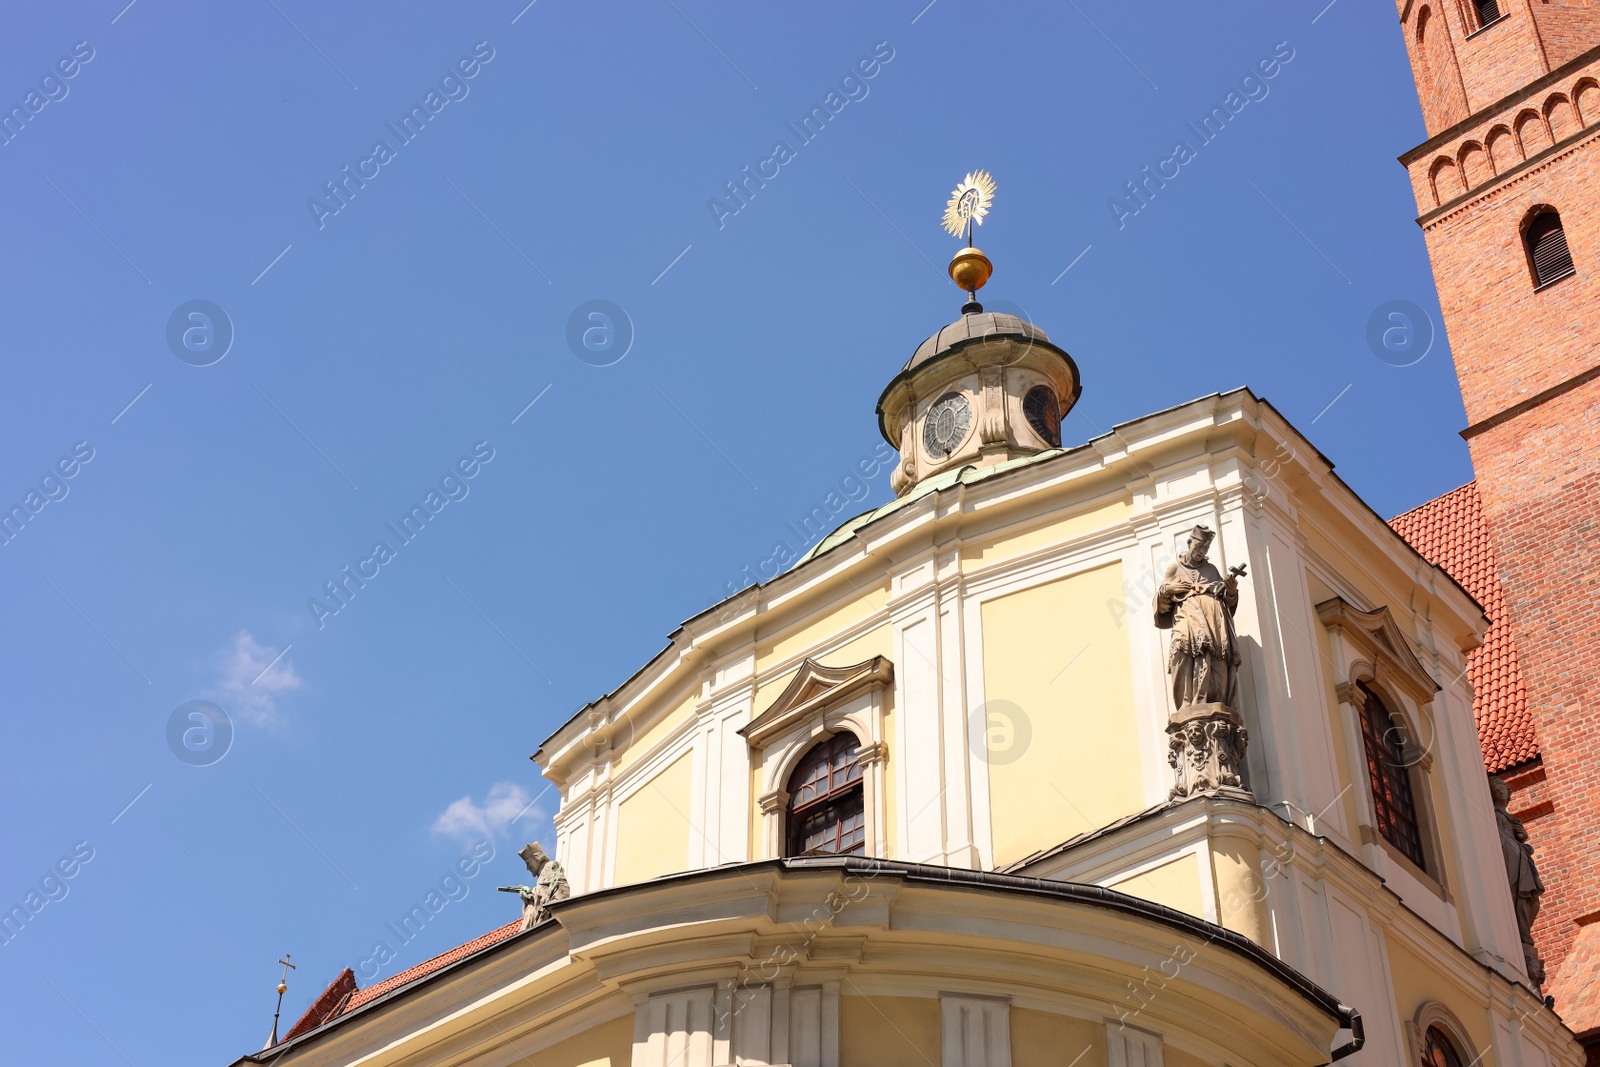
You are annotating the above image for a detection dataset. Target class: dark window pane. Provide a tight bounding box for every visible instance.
[1358,684,1427,869]
[786,733,866,857]
[1475,0,1500,26]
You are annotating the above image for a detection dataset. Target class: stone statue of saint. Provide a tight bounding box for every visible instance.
[1491,777,1546,985]
[1155,525,1242,713]
[498,842,570,932]
[1154,525,1249,798]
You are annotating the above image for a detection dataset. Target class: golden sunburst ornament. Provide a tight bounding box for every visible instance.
[941,170,996,307]
[941,170,996,240]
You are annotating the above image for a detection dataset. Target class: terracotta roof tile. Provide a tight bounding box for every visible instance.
[282,967,357,1043]
[336,919,522,1016]
[1390,482,1538,774]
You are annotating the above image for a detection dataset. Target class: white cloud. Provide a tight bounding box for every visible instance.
[432,782,540,843]
[208,631,301,725]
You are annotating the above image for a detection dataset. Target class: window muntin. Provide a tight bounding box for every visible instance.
[1526,211,1575,288]
[785,733,865,856]
[1473,0,1502,30]
[1358,683,1428,869]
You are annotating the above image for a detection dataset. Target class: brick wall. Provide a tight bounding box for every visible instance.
[1538,0,1600,69]
[1470,381,1600,974]
[1397,1,1600,136]
[1397,3,1600,992]
[1415,121,1600,423]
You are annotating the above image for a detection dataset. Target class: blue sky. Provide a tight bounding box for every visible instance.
[0,1,1466,1063]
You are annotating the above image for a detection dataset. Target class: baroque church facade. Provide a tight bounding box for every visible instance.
[229,8,1600,1067]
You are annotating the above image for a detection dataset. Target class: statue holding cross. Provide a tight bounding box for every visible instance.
[1154,525,1251,799]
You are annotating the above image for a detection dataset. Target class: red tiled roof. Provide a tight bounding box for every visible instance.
[337,919,522,1015]
[283,968,356,1043]
[1390,482,1538,773]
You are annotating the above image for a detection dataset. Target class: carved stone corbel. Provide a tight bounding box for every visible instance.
[1334,680,1368,709]
[856,740,888,767]
[891,400,917,495]
[978,366,1007,446]
[1167,703,1248,799]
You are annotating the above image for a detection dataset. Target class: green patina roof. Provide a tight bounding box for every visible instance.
[793,448,1071,569]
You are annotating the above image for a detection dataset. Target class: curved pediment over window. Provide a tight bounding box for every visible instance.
[743,656,893,860]
[740,656,893,749]
[1315,597,1441,706]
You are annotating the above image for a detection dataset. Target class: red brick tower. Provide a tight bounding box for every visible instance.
[1393,0,1600,1037]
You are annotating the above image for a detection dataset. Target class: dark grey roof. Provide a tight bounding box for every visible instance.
[904,311,1051,372]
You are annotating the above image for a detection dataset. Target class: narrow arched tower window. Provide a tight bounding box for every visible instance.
[1473,0,1501,29]
[1358,684,1427,869]
[786,733,865,856]
[1526,210,1575,287]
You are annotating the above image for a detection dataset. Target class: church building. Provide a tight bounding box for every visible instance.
[226,150,1583,1066]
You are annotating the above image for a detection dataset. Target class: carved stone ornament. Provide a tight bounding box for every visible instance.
[1155,524,1250,799]
[1166,703,1249,799]
[504,841,570,932]
[1491,776,1546,986]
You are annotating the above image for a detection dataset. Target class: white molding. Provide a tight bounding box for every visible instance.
[942,994,1012,1067]
[1105,1021,1163,1067]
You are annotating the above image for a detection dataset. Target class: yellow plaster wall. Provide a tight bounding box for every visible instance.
[1300,526,1420,635]
[529,1013,633,1067]
[1108,853,1203,919]
[755,582,891,670]
[841,995,940,1067]
[1013,1007,1105,1067]
[982,560,1142,866]
[1211,837,1270,945]
[754,621,894,712]
[1387,939,1493,1056]
[1165,1044,1213,1067]
[614,752,694,885]
[616,690,698,772]
[963,496,1132,566]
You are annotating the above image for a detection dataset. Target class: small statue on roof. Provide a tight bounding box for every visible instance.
[497,842,570,931]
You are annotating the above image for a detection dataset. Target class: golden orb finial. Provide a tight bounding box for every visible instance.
[948,247,992,292]
[941,170,997,311]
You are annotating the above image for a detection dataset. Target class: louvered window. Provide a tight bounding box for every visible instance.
[1474,0,1501,28]
[785,733,865,856]
[1527,211,1575,287]
[1358,684,1428,869]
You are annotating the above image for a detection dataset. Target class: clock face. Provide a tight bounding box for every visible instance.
[922,392,972,460]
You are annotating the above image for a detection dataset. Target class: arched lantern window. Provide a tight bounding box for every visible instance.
[785,733,865,857]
